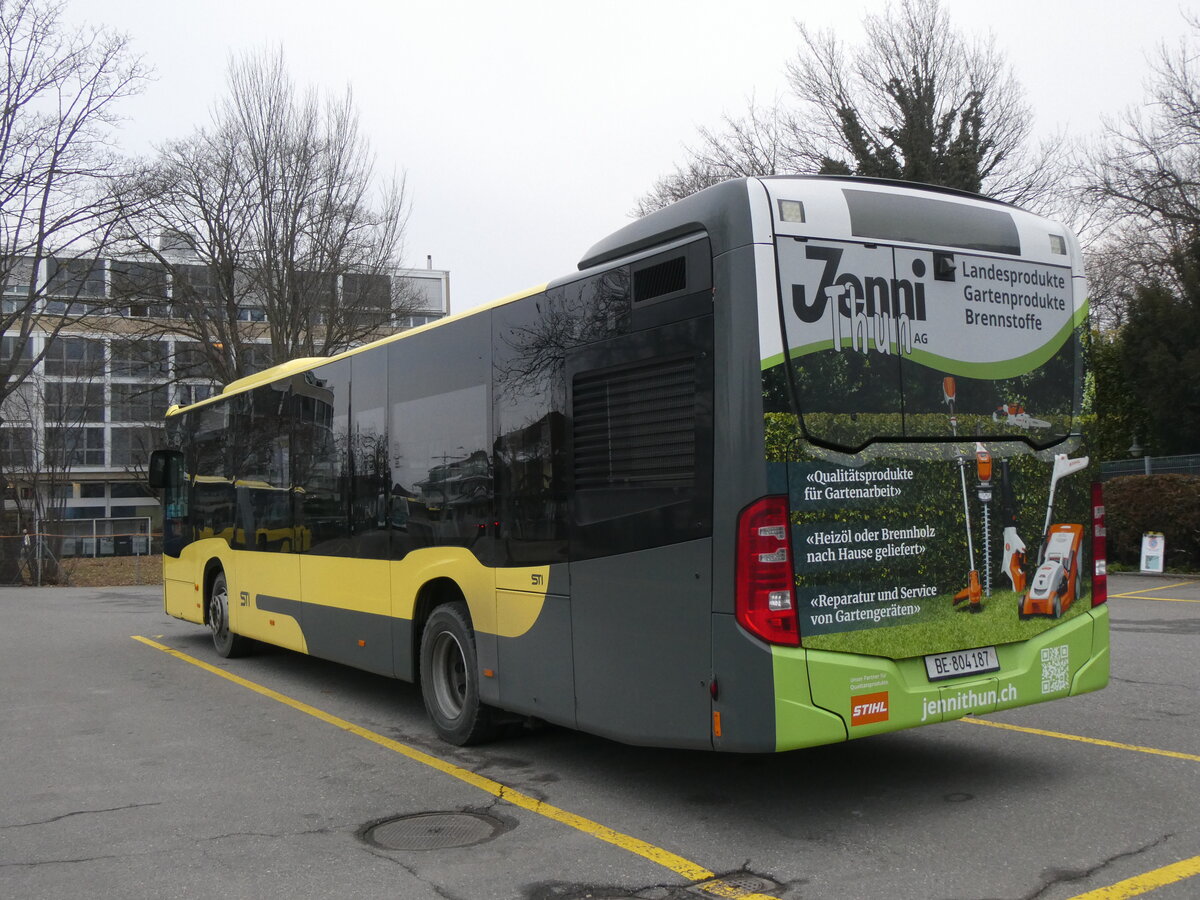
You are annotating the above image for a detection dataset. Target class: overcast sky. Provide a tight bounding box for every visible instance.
[70,0,1191,313]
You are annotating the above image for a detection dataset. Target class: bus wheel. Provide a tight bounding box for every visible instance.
[419,602,496,746]
[209,570,252,659]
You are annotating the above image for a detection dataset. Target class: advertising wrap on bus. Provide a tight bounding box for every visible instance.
[763,204,1094,661]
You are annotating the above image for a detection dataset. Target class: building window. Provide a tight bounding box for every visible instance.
[45,426,105,466]
[0,427,33,468]
[111,482,154,499]
[175,383,216,407]
[173,341,219,380]
[44,337,105,377]
[110,426,163,466]
[110,261,170,316]
[238,344,273,375]
[237,305,268,322]
[400,276,445,312]
[172,265,219,304]
[111,383,169,422]
[0,335,34,376]
[111,339,170,379]
[44,382,105,423]
[0,382,36,423]
[44,258,107,314]
[2,257,36,297]
[397,314,440,329]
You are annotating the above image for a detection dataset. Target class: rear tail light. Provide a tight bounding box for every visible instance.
[735,496,800,646]
[1091,482,1107,606]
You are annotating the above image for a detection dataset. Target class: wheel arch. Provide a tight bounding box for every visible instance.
[201,558,225,626]
[411,577,468,683]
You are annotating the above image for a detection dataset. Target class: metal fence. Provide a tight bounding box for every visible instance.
[1100,453,1200,480]
[55,516,154,558]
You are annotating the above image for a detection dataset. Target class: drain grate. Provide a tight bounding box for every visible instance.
[363,812,505,851]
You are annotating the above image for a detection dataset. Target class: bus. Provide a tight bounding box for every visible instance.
[149,175,1109,751]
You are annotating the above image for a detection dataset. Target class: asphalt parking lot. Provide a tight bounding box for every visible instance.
[1,573,1197,900]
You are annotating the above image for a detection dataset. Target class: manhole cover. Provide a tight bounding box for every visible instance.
[689,873,779,897]
[363,812,505,851]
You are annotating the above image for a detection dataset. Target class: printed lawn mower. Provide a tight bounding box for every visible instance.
[1020,453,1089,618]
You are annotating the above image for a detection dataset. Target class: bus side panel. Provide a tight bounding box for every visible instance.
[496,589,576,728]
[570,538,712,749]
[230,551,304,651]
[710,614,850,753]
[298,556,392,674]
[163,550,202,623]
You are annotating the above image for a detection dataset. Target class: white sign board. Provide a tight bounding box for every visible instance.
[1140,532,1165,574]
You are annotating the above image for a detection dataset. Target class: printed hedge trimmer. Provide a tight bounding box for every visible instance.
[944,378,982,613]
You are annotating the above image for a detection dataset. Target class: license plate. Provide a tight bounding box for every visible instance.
[924,646,999,681]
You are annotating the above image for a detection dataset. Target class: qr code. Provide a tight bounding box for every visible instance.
[1040,645,1070,694]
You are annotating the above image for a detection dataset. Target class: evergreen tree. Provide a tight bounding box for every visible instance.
[1112,240,1200,455]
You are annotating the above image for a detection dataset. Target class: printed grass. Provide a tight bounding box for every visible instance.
[802,587,1091,658]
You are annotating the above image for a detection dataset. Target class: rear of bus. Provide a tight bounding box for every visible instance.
[728,177,1108,750]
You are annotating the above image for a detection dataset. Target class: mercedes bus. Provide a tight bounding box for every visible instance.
[150,176,1109,750]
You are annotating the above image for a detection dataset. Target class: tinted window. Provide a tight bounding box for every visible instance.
[293,360,351,556]
[493,294,568,564]
[233,383,292,552]
[844,189,1020,256]
[351,351,390,559]
[390,314,492,561]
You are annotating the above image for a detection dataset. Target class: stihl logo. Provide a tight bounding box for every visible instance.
[851,691,890,726]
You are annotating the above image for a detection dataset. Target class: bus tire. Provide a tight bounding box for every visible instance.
[209,570,252,659]
[419,602,496,746]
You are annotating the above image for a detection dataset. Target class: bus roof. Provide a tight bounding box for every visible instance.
[167,283,547,417]
[578,174,1069,271]
[168,175,1077,418]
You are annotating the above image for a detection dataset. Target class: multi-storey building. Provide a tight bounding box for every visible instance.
[0,255,449,549]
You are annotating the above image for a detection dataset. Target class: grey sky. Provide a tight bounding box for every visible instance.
[70,0,1191,312]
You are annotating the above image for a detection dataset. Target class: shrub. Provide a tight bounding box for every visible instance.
[1104,474,1200,570]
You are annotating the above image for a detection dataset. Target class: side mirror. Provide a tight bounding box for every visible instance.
[148,448,182,489]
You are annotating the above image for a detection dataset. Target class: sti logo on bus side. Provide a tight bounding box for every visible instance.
[791,245,929,357]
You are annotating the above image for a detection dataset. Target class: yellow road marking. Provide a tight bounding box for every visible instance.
[1111,579,1198,599]
[132,636,775,900]
[1111,595,1200,603]
[1067,853,1200,899]
[960,717,1200,762]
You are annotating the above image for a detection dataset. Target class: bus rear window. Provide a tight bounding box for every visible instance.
[771,237,1079,451]
[844,189,1021,256]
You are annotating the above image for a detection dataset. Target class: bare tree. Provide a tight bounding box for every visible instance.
[113,48,420,386]
[1082,13,1200,281]
[1078,14,1200,456]
[0,0,144,397]
[633,101,795,216]
[0,340,110,583]
[0,0,144,577]
[637,0,1064,213]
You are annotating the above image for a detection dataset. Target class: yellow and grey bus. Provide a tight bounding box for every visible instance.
[150,176,1109,750]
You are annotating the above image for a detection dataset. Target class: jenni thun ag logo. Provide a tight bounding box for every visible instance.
[850,691,890,726]
[790,245,930,357]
